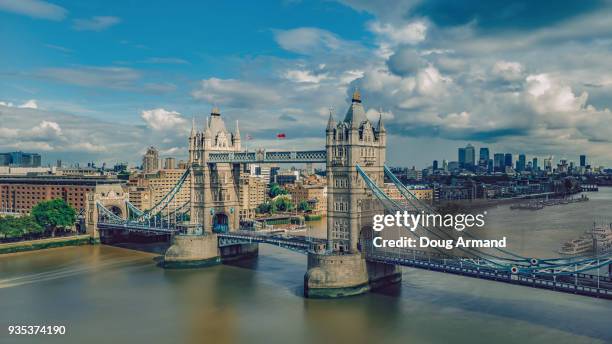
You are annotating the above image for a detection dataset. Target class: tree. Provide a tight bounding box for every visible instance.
[256,202,272,214]
[269,183,288,198]
[0,215,43,241]
[273,197,294,212]
[19,215,44,237]
[31,199,76,237]
[0,216,25,240]
[298,200,312,212]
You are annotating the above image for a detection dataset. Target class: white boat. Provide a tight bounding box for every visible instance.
[559,235,593,255]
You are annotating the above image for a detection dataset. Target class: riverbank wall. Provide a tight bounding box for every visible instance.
[0,235,92,255]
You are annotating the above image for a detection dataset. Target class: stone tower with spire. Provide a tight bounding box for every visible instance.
[188,107,241,233]
[325,90,387,252]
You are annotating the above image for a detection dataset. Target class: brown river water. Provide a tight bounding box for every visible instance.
[1,189,612,343]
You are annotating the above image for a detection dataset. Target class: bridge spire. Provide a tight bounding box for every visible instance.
[190,116,196,136]
[326,107,336,130]
[377,108,385,133]
[352,88,361,103]
[204,112,211,137]
[234,119,241,148]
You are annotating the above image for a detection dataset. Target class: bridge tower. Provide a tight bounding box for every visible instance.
[305,90,401,297]
[188,107,241,234]
[164,107,255,268]
[325,89,386,253]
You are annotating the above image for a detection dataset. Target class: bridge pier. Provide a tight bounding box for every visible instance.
[219,243,259,262]
[161,234,260,268]
[304,252,401,298]
[162,234,221,268]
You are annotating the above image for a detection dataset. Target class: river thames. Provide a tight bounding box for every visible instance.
[1,190,612,343]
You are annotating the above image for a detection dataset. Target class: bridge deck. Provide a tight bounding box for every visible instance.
[217,231,325,254]
[98,222,181,235]
[366,253,612,300]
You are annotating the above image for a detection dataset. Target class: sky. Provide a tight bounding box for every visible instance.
[1,0,612,168]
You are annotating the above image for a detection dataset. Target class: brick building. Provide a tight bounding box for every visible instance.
[0,176,124,214]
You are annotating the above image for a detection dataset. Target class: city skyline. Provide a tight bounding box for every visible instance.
[2,1,612,167]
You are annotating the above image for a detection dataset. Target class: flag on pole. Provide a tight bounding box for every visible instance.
[276,133,286,139]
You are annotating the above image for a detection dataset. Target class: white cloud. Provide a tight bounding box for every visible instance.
[284,69,328,83]
[365,108,394,120]
[0,127,18,138]
[0,0,66,21]
[144,57,189,65]
[274,27,360,55]
[18,99,38,109]
[72,16,121,31]
[141,108,187,131]
[39,66,140,89]
[192,78,281,107]
[160,147,183,155]
[369,21,427,45]
[339,70,364,85]
[443,111,472,129]
[1,99,39,109]
[30,120,63,139]
[492,61,524,81]
[416,65,451,95]
[526,74,588,114]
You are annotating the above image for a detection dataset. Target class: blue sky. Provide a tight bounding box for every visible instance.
[1,0,612,168]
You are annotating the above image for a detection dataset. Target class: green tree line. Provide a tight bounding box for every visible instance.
[0,199,77,242]
[256,197,312,215]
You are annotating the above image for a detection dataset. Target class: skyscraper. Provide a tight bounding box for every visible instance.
[1,151,42,167]
[532,157,538,171]
[479,147,489,166]
[504,153,513,168]
[458,147,466,168]
[433,160,438,171]
[517,154,526,172]
[493,153,505,172]
[580,155,586,167]
[459,144,475,169]
[142,146,160,173]
[465,144,475,168]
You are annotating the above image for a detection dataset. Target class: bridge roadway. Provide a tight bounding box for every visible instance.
[217,230,326,254]
[365,249,612,300]
[97,222,182,235]
[97,222,324,252]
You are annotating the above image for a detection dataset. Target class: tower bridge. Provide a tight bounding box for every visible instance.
[89,91,612,299]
